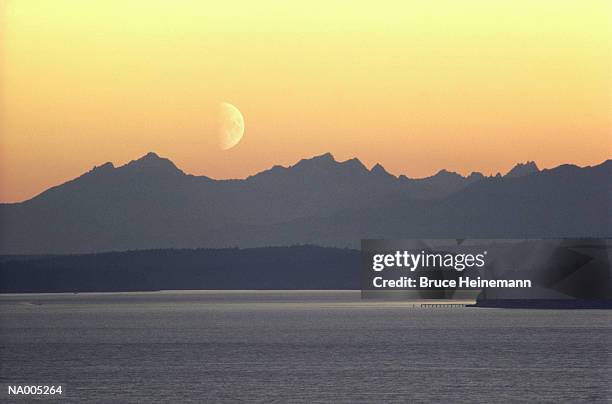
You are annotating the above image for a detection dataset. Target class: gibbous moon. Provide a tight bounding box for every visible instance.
[218,102,245,150]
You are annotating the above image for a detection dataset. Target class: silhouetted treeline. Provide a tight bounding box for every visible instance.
[0,246,359,293]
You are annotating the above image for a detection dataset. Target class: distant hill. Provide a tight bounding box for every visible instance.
[0,246,360,292]
[0,152,610,254]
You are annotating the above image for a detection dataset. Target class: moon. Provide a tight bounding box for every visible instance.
[218,102,245,150]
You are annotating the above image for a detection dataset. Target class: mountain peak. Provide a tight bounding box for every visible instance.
[91,162,114,172]
[433,169,462,179]
[370,163,394,178]
[466,171,485,184]
[121,152,183,175]
[293,152,336,167]
[505,161,539,178]
[310,152,335,162]
[339,157,367,171]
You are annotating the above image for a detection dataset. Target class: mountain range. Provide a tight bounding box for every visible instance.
[0,152,610,254]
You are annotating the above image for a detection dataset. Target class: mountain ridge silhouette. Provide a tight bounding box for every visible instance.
[0,152,610,254]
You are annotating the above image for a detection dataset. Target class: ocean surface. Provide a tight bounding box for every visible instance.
[0,291,610,403]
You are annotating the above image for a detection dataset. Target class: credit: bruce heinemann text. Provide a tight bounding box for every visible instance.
[370,250,531,289]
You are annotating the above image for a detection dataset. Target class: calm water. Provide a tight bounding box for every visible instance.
[0,291,610,403]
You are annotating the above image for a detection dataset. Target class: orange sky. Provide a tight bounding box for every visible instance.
[1,0,611,202]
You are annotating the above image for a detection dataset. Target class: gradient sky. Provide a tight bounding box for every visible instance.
[1,0,611,202]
